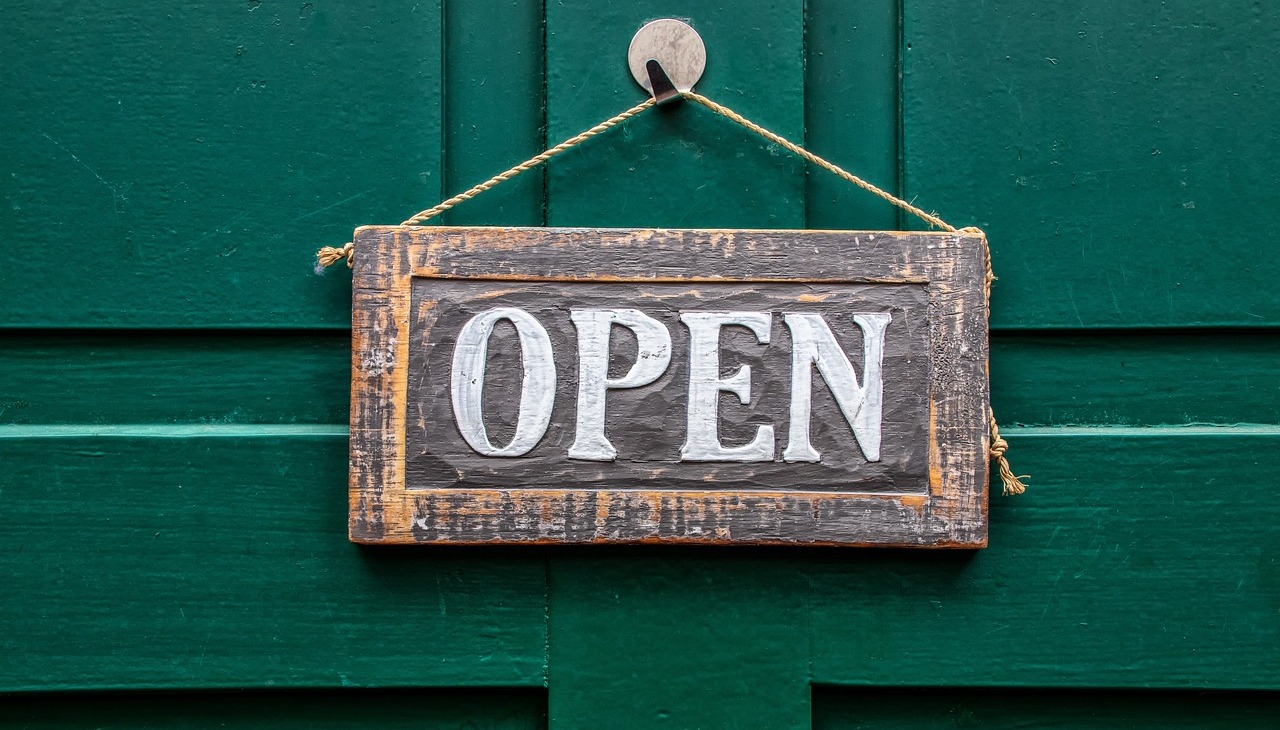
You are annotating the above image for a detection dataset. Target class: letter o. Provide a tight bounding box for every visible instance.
[450,307,556,457]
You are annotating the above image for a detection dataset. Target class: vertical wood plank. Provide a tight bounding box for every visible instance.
[547,554,811,729]
[442,0,546,226]
[901,0,1280,327]
[0,2,445,327]
[804,0,902,230]
[541,7,806,723]
[544,2,806,228]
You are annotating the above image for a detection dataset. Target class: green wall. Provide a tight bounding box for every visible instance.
[2,1,1277,727]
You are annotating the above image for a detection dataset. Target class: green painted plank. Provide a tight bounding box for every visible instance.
[0,2,442,328]
[546,555,811,730]
[4,331,1275,428]
[0,424,346,439]
[441,0,545,227]
[0,332,349,425]
[813,688,1280,729]
[545,3,806,228]
[903,1,1280,328]
[810,428,1280,689]
[0,689,547,730]
[805,0,901,230]
[0,434,546,691]
[991,331,1280,427]
[4,428,1276,695]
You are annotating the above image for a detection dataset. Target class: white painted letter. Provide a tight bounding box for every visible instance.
[450,307,556,457]
[679,312,775,462]
[568,308,672,461]
[782,313,891,463]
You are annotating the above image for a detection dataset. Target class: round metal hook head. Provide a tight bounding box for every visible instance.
[628,19,706,95]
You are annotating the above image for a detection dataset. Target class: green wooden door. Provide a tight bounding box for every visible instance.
[3,2,1278,727]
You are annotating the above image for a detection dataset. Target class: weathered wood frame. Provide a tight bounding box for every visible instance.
[349,227,989,547]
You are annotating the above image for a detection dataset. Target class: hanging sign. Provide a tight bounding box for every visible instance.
[349,226,989,547]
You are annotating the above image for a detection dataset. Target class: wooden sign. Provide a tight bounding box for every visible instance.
[349,227,989,547]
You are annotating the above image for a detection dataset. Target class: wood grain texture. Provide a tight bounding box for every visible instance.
[349,226,990,546]
[3,429,1278,694]
[542,432,1280,727]
[0,689,547,730]
[0,332,351,425]
[3,2,1276,329]
[0,433,546,692]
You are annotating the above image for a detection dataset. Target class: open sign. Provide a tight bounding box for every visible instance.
[350,227,989,547]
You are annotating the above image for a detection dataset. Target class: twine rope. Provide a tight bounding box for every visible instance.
[315,90,1027,495]
[682,92,956,232]
[315,97,657,268]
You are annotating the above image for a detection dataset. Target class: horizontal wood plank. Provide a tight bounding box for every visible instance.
[2,427,1277,692]
[992,330,1280,426]
[0,689,546,730]
[0,332,351,425]
[4,331,1274,428]
[0,433,546,692]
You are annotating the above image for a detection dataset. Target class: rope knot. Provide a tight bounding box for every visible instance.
[989,435,1008,459]
[989,411,1028,496]
[317,241,354,269]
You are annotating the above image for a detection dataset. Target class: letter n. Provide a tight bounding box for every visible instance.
[781,313,891,463]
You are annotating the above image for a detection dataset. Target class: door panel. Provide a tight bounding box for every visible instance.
[2,0,1277,726]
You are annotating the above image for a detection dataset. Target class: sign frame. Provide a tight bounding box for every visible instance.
[349,226,989,547]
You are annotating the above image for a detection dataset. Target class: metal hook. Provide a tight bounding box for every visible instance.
[645,59,681,105]
[628,19,706,102]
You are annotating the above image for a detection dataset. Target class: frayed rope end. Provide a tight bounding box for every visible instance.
[317,242,354,269]
[994,453,1029,496]
[989,411,1029,496]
